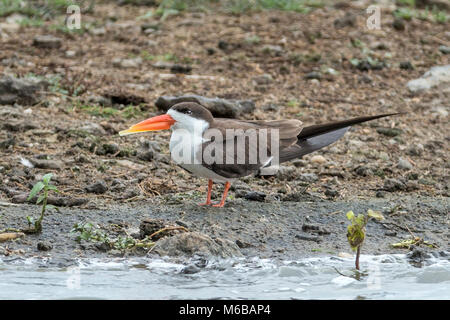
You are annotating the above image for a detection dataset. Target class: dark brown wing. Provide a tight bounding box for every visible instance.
[200,119,303,178]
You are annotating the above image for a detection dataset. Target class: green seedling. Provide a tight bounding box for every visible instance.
[71,222,156,250]
[26,173,59,233]
[346,209,384,270]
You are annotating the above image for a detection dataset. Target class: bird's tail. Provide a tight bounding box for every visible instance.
[278,113,402,163]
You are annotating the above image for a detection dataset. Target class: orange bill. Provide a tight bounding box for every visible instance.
[119,114,176,136]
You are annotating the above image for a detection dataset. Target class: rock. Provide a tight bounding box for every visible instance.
[407,64,450,92]
[354,59,385,71]
[85,94,112,107]
[85,180,108,194]
[416,0,449,10]
[392,18,405,31]
[383,178,406,192]
[261,45,283,56]
[299,173,318,183]
[324,188,339,198]
[0,232,24,242]
[155,95,255,118]
[305,71,322,80]
[406,144,424,156]
[400,61,414,70]
[65,50,76,58]
[137,139,158,161]
[439,46,450,55]
[397,157,413,170]
[116,159,146,171]
[310,155,326,164]
[170,64,192,74]
[0,13,26,33]
[292,159,307,167]
[30,159,63,170]
[79,122,107,136]
[243,191,266,202]
[152,232,243,258]
[252,74,273,85]
[295,233,321,242]
[33,35,62,49]
[354,166,373,177]
[139,219,167,240]
[276,166,297,180]
[37,242,53,251]
[11,193,87,206]
[90,27,106,36]
[334,13,356,28]
[302,223,330,235]
[407,247,432,267]
[113,57,142,68]
[376,127,402,137]
[101,143,120,155]
[261,103,278,111]
[282,192,320,202]
[0,75,48,105]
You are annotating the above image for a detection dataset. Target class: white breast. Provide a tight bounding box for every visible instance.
[167,109,229,182]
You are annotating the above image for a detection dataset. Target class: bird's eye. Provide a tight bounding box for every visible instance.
[184,109,192,115]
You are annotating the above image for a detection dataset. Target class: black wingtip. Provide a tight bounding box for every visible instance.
[298,112,404,140]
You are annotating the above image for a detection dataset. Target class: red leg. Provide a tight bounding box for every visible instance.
[198,179,213,206]
[212,181,231,208]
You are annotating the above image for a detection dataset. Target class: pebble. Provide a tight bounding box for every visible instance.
[261,45,283,55]
[310,155,326,164]
[252,74,273,85]
[439,46,450,54]
[276,166,297,180]
[65,50,76,58]
[37,242,53,251]
[406,144,424,156]
[383,178,406,192]
[305,71,322,80]
[244,191,266,202]
[30,159,63,170]
[333,13,356,28]
[407,64,450,92]
[79,122,107,136]
[33,35,62,49]
[298,173,318,183]
[392,18,405,31]
[400,61,414,70]
[0,75,48,105]
[85,180,108,194]
[397,157,413,170]
[376,127,402,137]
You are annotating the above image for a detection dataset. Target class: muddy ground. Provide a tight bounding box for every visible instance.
[0,1,449,263]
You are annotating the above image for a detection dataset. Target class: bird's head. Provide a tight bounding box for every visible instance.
[119,102,213,136]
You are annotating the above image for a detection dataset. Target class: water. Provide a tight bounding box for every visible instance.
[1,254,449,300]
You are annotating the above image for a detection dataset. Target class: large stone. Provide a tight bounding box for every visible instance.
[152,232,243,258]
[155,95,255,118]
[407,65,450,93]
[33,35,62,49]
[0,75,48,105]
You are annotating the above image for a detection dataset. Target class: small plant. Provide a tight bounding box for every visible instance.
[71,222,158,250]
[26,173,59,233]
[346,209,384,270]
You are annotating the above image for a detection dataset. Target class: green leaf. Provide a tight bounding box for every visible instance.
[46,204,59,212]
[27,182,45,201]
[36,193,45,204]
[368,209,384,221]
[346,211,354,220]
[47,185,59,192]
[42,173,53,185]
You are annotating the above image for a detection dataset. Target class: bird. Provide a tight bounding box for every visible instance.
[120,102,399,207]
